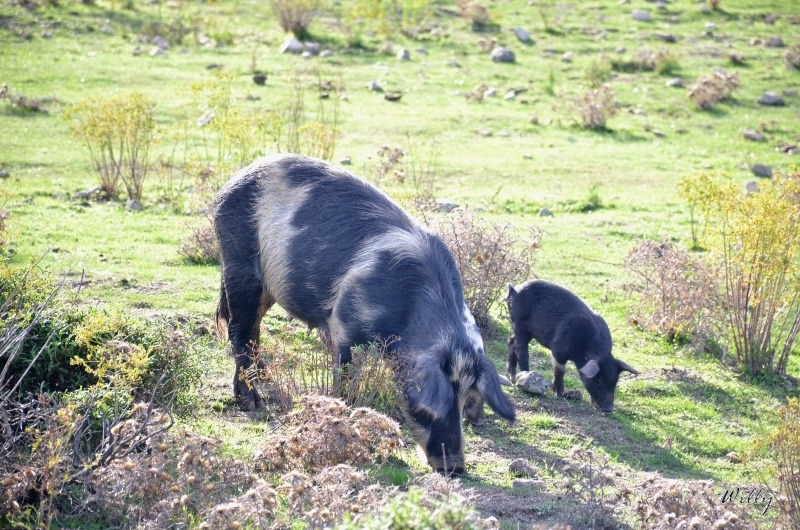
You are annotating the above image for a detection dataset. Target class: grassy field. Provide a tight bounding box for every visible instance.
[2,0,799,527]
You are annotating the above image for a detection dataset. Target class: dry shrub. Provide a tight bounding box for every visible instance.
[611,50,679,74]
[269,0,322,39]
[429,209,539,328]
[636,476,754,529]
[90,406,277,529]
[688,69,739,109]
[573,84,617,130]
[560,446,631,528]
[769,398,800,530]
[178,217,219,264]
[708,0,721,10]
[785,46,800,70]
[624,240,723,348]
[258,334,401,414]
[456,0,491,29]
[254,394,402,472]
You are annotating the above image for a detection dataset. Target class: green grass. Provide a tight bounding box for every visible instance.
[2,0,800,527]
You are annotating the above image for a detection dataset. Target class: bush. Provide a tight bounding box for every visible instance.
[63,92,156,201]
[679,170,800,375]
[269,0,322,39]
[769,398,800,530]
[456,0,492,30]
[635,476,753,529]
[338,0,434,38]
[428,208,540,328]
[573,84,617,130]
[178,217,220,264]
[563,181,606,212]
[610,50,679,75]
[624,240,723,348]
[254,395,402,472]
[688,69,739,109]
[560,446,631,528]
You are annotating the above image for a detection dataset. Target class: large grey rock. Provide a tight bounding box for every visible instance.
[751,164,773,178]
[151,36,169,50]
[366,80,383,92]
[509,458,539,477]
[665,77,684,88]
[515,371,553,395]
[538,208,554,217]
[396,48,411,61]
[758,92,785,106]
[767,36,784,48]
[744,181,759,195]
[514,27,532,43]
[279,38,304,54]
[125,199,143,211]
[743,130,766,142]
[632,10,652,22]
[433,198,459,213]
[304,42,321,55]
[491,47,516,63]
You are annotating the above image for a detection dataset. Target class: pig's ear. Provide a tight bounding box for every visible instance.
[506,283,517,300]
[579,359,600,379]
[477,356,515,422]
[406,355,453,420]
[617,359,639,375]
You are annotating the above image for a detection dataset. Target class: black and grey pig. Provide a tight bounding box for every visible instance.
[506,280,638,412]
[213,154,515,475]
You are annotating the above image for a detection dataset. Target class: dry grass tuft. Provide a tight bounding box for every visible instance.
[573,84,617,129]
[254,395,402,472]
[688,69,739,109]
[178,217,220,264]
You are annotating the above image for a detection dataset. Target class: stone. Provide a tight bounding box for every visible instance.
[504,90,517,100]
[304,42,321,55]
[652,130,666,138]
[513,478,545,489]
[483,87,497,98]
[515,371,553,395]
[743,130,766,142]
[152,35,169,50]
[726,451,742,464]
[339,156,352,166]
[51,192,67,200]
[514,26,532,43]
[665,77,684,88]
[751,164,772,178]
[744,181,759,195]
[132,46,143,57]
[523,153,534,160]
[491,47,516,63]
[657,34,677,43]
[498,130,510,137]
[252,74,266,86]
[301,51,313,59]
[396,48,411,61]
[758,92,785,106]
[384,91,402,102]
[125,199,143,211]
[562,51,573,63]
[380,43,394,55]
[366,80,383,92]
[150,46,167,57]
[632,10,652,22]
[767,36,784,48]
[416,47,428,54]
[197,111,213,127]
[433,198,459,213]
[447,60,461,68]
[279,38,304,54]
[538,208,554,217]
[509,459,538,477]
[319,49,333,57]
[785,89,798,97]
[0,170,9,178]
[72,185,102,200]
[615,46,627,54]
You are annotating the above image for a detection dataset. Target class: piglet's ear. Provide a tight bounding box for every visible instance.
[477,356,515,422]
[506,283,518,301]
[405,354,452,420]
[579,359,600,379]
[617,359,639,375]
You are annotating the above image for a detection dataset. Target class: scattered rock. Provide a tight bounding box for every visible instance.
[561,51,573,63]
[206,63,223,70]
[339,156,352,166]
[478,130,493,137]
[498,130,510,137]
[665,77,684,88]
[785,89,798,97]
[0,170,9,179]
[726,451,742,464]
[615,46,626,54]
[652,130,666,138]
[396,48,411,61]
[763,14,778,25]
[538,208,554,217]
[632,10,652,22]
[433,198,459,213]
[150,46,167,57]
[152,35,169,50]
[563,389,582,401]
[447,60,461,68]
[523,153,534,160]
[198,34,211,46]
[366,80,383,92]
[125,199,143,211]
[509,459,539,477]
[197,111,213,127]
[491,47,516,63]
[416,47,428,54]
[380,42,394,55]
[514,26,532,43]
[758,92,785,106]
[513,478,545,489]
[279,37,304,54]
[729,52,747,65]
[743,130,766,142]
[319,49,333,57]
[504,90,517,100]
[51,192,67,200]
[744,181,759,195]
[42,31,52,39]
[304,42,321,55]
[657,33,677,43]
[132,45,143,56]
[252,74,266,86]
[72,185,101,200]
[301,51,313,59]
[515,371,553,395]
[483,87,497,98]
[751,164,773,178]
[767,36,784,48]
[384,91,402,102]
